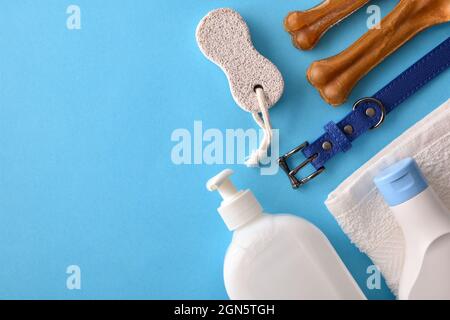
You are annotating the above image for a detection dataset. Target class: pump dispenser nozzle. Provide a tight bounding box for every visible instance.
[207,169,262,231]
[206,169,238,201]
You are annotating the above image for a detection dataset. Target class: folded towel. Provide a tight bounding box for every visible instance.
[325,99,450,296]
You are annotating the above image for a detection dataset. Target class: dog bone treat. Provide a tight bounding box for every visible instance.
[307,0,450,106]
[196,8,284,113]
[285,0,370,50]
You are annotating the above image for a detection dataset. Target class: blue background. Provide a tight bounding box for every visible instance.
[0,0,448,300]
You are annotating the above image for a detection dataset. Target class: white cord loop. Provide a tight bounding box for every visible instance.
[246,87,273,167]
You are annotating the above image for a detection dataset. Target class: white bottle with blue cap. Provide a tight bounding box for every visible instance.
[374,158,450,300]
[207,169,365,300]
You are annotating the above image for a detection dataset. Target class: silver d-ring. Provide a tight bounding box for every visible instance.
[352,97,386,129]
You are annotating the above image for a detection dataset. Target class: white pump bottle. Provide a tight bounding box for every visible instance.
[207,169,366,300]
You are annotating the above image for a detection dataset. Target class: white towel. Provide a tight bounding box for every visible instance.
[325,99,450,296]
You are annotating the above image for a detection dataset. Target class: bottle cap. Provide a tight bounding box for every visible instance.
[374,158,428,206]
[207,169,262,231]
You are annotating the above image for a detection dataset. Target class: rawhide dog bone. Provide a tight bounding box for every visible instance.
[196,8,284,113]
[285,0,370,50]
[307,0,450,106]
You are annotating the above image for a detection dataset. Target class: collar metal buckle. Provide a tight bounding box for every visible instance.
[352,97,386,129]
[278,142,325,189]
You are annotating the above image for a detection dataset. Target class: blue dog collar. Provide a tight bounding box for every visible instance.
[279,37,450,189]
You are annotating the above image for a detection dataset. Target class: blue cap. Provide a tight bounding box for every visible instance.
[373,158,428,206]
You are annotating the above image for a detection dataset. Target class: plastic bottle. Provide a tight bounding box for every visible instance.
[374,158,450,300]
[207,169,365,300]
